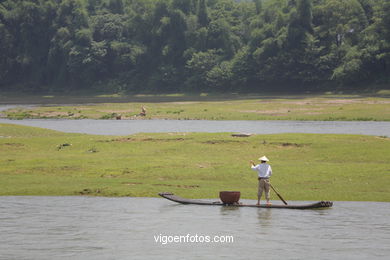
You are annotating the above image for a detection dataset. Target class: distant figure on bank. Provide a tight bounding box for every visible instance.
[250,156,272,206]
[140,106,146,116]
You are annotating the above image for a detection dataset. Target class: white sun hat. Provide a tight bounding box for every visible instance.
[258,156,269,162]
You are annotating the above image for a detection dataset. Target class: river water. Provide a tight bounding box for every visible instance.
[1,104,389,136]
[1,119,389,136]
[0,197,389,260]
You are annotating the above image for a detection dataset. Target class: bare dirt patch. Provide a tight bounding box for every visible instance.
[239,109,288,114]
[122,182,143,185]
[319,99,390,105]
[320,99,363,104]
[302,112,324,115]
[196,162,219,168]
[39,111,70,117]
[239,107,323,115]
[79,188,103,195]
[202,139,246,144]
[257,98,390,105]
[97,109,136,113]
[169,102,200,105]
[267,142,309,148]
[152,183,200,188]
[99,137,188,143]
[1,143,25,147]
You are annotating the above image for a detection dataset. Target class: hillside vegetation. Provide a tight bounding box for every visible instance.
[0,0,389,92]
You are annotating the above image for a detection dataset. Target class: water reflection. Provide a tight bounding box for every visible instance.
[219,205,240,215]
[257,209,272,227]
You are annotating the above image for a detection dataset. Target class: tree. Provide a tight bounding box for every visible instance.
[197,0,209,27]
[0,0,388,93]
[207,19,236,58]
[206,61,233,91]
[253,0,262,15]
[185,49,220,90]
[87,0,102,15]
[287,0,313,49]
[172,0,193,14]
[108,0,124,14]
[48,0,91,88]
[0,22,13,86]
[296,0,313,33]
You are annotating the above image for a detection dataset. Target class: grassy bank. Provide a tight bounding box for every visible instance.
[1,93,390,121]
[0,123,389,201]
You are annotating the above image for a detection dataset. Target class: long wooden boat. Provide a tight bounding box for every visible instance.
[159,192,333,210]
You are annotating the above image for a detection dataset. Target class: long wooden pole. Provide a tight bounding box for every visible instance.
[270,183,288,205]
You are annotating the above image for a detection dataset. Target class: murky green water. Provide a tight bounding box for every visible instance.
[0,197,389,259]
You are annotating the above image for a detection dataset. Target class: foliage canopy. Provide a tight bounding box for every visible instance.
[0,0,389,93]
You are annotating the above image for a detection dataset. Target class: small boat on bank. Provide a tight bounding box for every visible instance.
[159,192,333,210]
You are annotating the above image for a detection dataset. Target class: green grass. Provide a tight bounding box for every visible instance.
[1,123,389,201]
[2,94,389,121]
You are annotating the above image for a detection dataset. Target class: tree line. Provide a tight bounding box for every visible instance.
[0,0,389,93]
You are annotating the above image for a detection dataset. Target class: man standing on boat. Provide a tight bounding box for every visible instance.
[250,156,272,206]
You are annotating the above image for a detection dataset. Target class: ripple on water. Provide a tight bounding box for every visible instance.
[0,197,389,260]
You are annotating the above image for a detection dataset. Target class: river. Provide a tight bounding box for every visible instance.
[0,197,389,260]
[1,104,389,136]
[1,118,389,136]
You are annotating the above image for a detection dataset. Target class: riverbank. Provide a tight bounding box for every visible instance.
[1,92,390,121]
[1,123,389,201]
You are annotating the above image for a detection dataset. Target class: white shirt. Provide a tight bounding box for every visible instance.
[251,163,272,178]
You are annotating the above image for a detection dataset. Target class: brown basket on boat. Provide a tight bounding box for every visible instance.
[219,191,240,204]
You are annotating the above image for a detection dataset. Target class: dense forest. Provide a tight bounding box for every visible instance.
[0,0,389,93]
